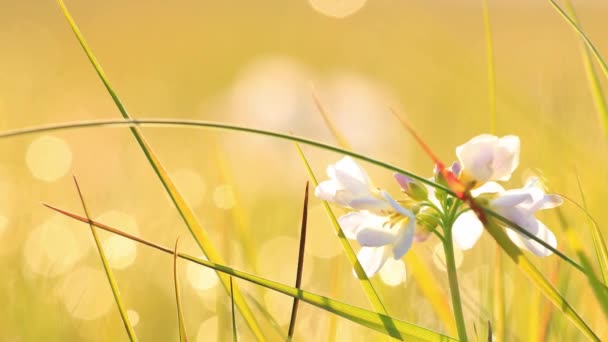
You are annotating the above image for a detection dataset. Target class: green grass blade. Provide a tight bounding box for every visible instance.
[230,277,237,342]
[312,93,458,335]
[4,118,606,285]
[562,0,608,136]
[43,204,457,342]
[287,182,310,341]
[246,294,288,340]
[294,144,390,316]
[481,2,504,338]
[483,219,600,341]
[72,176,138,341]
[54,1,265,339]
[173,239,189,342]
[546,0,608,81]
[573,170,608,283]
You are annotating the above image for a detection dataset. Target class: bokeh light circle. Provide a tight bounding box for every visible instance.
[379,258,406,286]
[95,210,139,270]
[309,0,366,18]
[26,135,72,182]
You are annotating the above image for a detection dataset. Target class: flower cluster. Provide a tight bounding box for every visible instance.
[315,134,562,277]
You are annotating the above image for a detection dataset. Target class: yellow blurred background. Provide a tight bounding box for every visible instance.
[1,0,607,340]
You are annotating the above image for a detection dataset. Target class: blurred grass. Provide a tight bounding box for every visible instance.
[1,0,608,340]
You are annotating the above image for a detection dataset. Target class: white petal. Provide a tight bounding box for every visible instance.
[392,219,415,259]
[506,219,557,257]
[491,190,533,208]
[356,246,390,277]
[333,157,373,194]
[314,180,340,202]
[348,196,391,211]
[539,194,563,210]
[380,191,414,218]
[338,212,386,240]
[452,211,484,250]
[356,226,398,247]
[456,134,498,183]
[492,135,520,181]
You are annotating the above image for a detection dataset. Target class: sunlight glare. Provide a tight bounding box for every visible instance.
[26,135,72,182]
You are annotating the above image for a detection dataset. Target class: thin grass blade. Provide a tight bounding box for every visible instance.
[481,1,505,338]
[4,118,606,286]
[54,1,264,339]
[562,0,608,136]
[72,176,138,341]
[546,0,608,81]
[246,294,288,340]
[287,182,310,341]
[43,203,457,342]
[294,144,390,316]
[173,238,189,342]
[230,277,238,342]
[483,219,600,341]
[573,171,608,283]
[312,94,457,335]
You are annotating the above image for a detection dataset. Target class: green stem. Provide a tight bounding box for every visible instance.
[443,227,468,342]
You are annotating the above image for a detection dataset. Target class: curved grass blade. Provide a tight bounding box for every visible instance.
[43,203,457,342]
[173,239,189,342]
[54,1,264,339]
[72,176,138,341]
[573,171,608,283]
[483,219,600,341]
[287,182,310,341]
[311,94,457,335]
[562,0,608,136]
[294,144,390,317]
[2,117,604,281]
[546,0,608,81]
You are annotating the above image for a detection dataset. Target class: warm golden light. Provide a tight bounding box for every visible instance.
[25,135,72,182]
[308,0,366,18]
[61,266,114,320]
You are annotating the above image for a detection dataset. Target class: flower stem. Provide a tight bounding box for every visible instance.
[443,227,468,342]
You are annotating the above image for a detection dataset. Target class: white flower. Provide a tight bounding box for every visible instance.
[451,178,562,256]
[315,157,417,277]
[456,134,520,185]
[338,192,415,277]
[315,156,391,212]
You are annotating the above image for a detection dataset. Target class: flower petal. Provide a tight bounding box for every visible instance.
[392,219,415,259]
[380,190,414,219]
[338,212,387,240]
[356,246,390,277]
[356,225,398,247]
[452,211,484,250]
[333,156,373,194]
[491,189,533,208]
[506,219,557,257]
[470,181,504,197]
[315,180,340,202]
[493,135,520,181]
[456,134,498,183]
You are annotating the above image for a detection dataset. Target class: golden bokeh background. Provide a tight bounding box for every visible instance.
[1,0,608,340]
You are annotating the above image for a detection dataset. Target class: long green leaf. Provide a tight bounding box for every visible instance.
[173,239,189,342]
[561,0,608,136]
[72,177,138,341]
[43,203,458,342]
[1,117,603,281]
[573,170,608,284]
[546,0,608,81]
[311,93,457,335]
[54,1,264,339]
[483,219,599,341]
[295,143,390,316]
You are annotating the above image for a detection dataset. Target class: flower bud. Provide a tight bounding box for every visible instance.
[394,173,428,201]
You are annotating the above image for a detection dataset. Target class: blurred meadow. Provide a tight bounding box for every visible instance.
[1,0,608,341]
